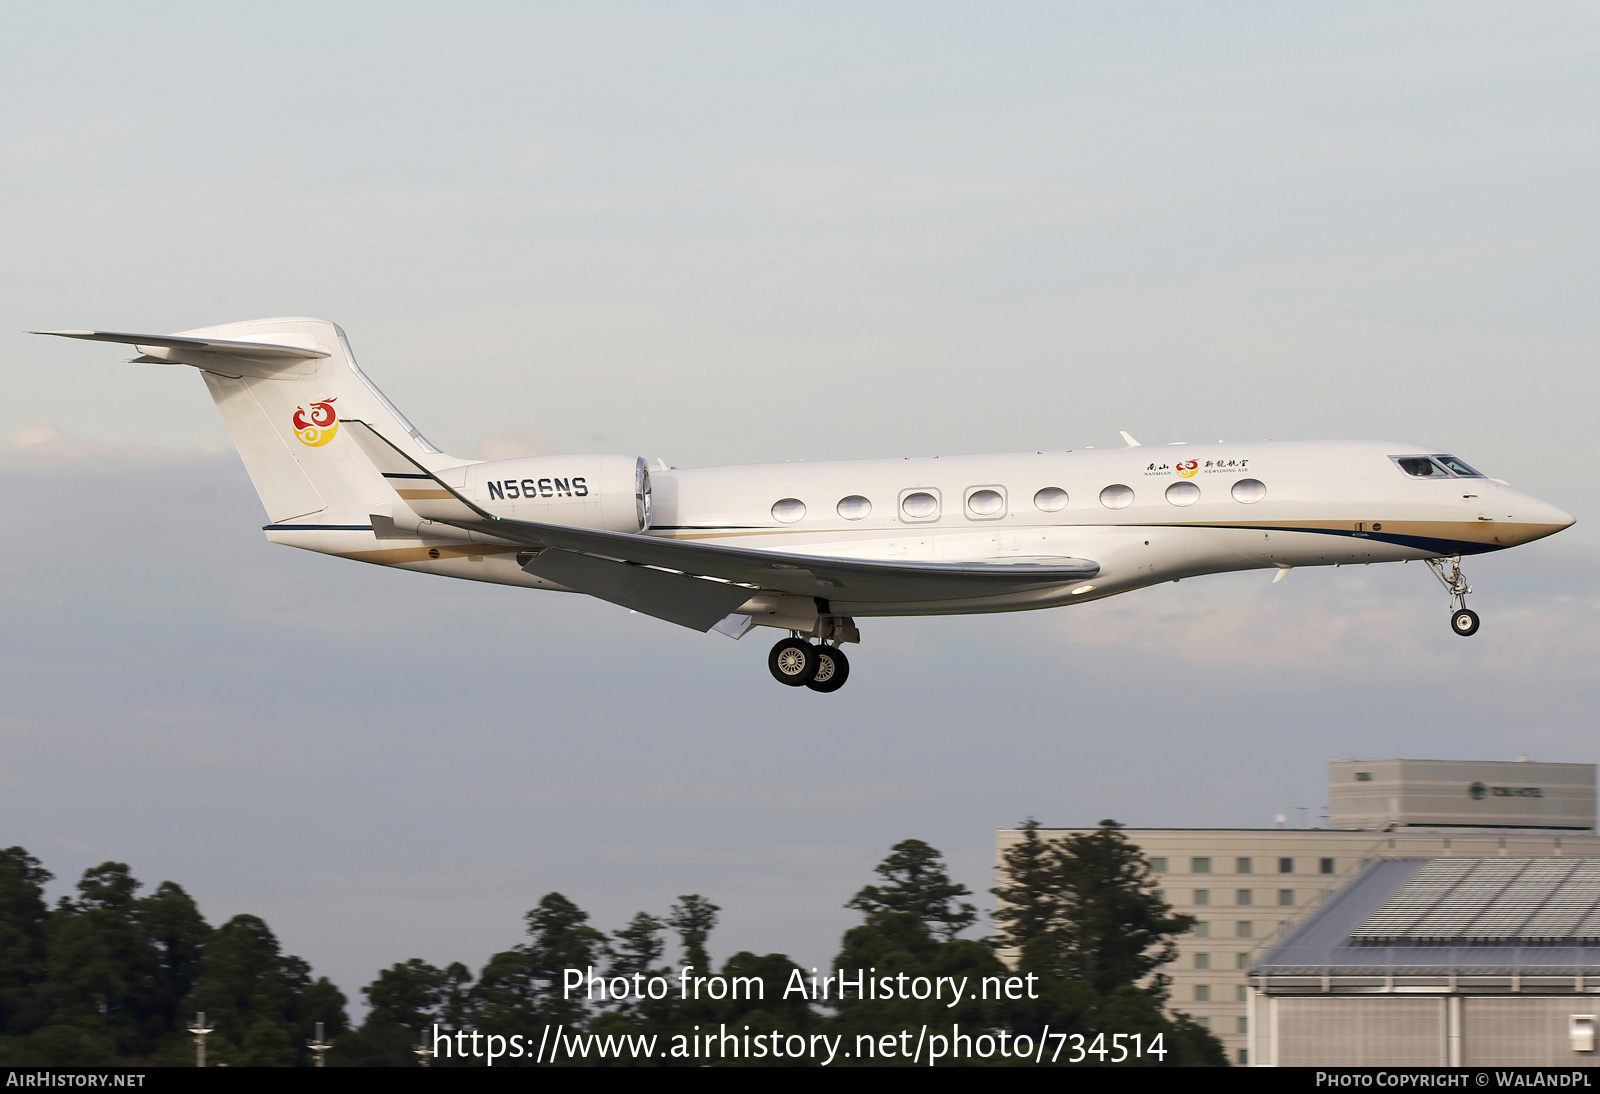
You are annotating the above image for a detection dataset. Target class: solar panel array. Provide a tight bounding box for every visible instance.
[1351,858,1600,944]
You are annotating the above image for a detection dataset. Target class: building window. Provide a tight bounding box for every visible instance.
[1355,771,1372,781]
[1192,857,1211,873]
[1194,890,1210,905]
[1196,1016,1212,1030]
[1149,857,1167,873]
[1236,857,1252,874]
[1278,857,1293,874]
[1237,1017,1249,1035]
[1238,1048,1249,1065]
[1320,858,1334,874]
[1236,984,1248,1001]
[1153,889,1164,902]
[1278,889,1294,906]
[1194,953,1210,969]
[1193,922,1209,938]
[1236,890,1252,906]
[1236,921,1253,938]
[1194,985,1210,1002]
[1236,953,1249,969]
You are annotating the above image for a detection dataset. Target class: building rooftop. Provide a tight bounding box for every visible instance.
[1256,858,1600,976]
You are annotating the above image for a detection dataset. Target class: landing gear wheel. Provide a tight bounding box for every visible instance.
[768,638,819,686]
[807,646,851,692]
[1451,608,1480,637]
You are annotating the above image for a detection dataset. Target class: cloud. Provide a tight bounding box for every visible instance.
[0,424,226,467]
[1041,559,1600,685]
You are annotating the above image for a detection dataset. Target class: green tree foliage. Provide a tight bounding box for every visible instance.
[35,863,160,1056]
[0,849,53,1037]
[666,895,719,975]
[829,842,1003,1059]
[0,853,344,1066]
[469,892,606,1051]
[991,819,1227,1066]
[164,913,345,1067]
[329,959,462,1067]
[846,840,977,942]
[133,882,210,1040]
[605,913,666,1017]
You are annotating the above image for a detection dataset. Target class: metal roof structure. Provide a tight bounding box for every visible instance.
[1254,858,1600,978]
[1351,858,1600,944]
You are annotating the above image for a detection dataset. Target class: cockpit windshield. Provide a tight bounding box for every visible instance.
[1392,454,1485,479]
[1433,455,1483,477]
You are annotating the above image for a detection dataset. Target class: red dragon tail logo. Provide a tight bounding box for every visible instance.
[292,398,339,447]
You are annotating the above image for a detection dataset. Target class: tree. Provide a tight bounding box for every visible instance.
[35,863,161,1058]
[1052,821,1193,997]
[168,913,342,1067]
[846,840,976,941]
[605,913,666,1015]
[989,819,1225,1067]
[0,849,53,1037]
[330,959,451,1067]
[666,896,718,976]
[470,892,606,1048]
[991,818,1060,959]
[131,882,210,1045]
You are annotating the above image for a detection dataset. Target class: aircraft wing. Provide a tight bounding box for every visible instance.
[345,417,1099,630]
[449,514,1099,605]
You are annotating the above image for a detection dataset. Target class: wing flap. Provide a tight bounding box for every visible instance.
[522,550,756,631]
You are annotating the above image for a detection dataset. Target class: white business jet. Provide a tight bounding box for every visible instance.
[40,317,1574,693]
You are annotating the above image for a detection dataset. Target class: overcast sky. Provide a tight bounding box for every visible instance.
[3,2,1598,1006]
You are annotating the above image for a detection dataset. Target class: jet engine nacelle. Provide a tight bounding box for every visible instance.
[455,453,651,532]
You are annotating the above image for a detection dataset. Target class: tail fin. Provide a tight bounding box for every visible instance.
[39,317,466,524]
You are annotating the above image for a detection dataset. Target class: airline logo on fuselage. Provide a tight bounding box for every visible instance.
[292,399,339,447]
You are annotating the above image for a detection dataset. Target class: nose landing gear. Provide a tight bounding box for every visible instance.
[1426,556,1479,637]
[767,636,853,691]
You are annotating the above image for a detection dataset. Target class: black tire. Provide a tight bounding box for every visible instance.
[768,638,819,686]
[1451,608,1480,637]
[807,646,851,692]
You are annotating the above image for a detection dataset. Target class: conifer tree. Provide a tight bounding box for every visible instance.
[845,839,977,941]
[0,849,52,1037]
[666,895,719,975]
[471,892,605,1045]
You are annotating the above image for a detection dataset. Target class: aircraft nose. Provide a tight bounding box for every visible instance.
[1502,492,1575,545]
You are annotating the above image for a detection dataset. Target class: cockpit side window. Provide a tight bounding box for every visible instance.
[1394,456,1450,478]
[1434,455,1483,477]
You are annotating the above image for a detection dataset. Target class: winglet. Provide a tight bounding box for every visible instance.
[1119,431,1142,447]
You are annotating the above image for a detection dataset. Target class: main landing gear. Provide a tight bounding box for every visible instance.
[768,636,852,692]
[1426,555,1479,637]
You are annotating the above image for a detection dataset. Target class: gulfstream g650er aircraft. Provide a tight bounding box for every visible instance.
[41,317,1574,692]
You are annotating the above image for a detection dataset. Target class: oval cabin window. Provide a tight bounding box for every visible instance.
[771,498,806,523]
[1034,487,1069,512]
[1165,481,1200,506]
[1099,484,1134,510]
[1231,479,1266,504]
[967,489,1004,517]
[837,495,871,520]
